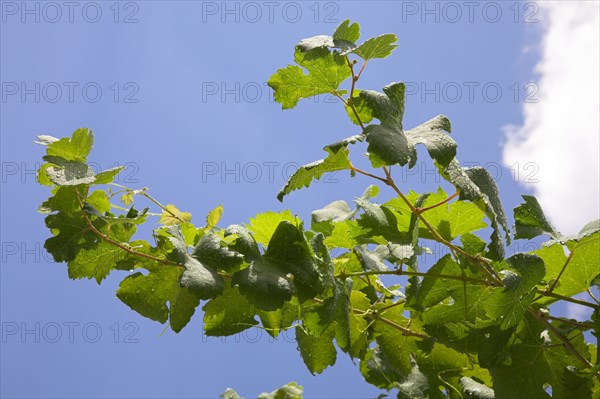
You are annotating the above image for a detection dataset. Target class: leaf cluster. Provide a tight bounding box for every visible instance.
[36,21,600,399]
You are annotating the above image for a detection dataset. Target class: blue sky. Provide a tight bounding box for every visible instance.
[1,1,598,398]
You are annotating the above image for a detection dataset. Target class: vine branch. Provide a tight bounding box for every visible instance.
[76,189,183,268]
[335,269,491,286]
[416,190,460,214]
[110,183,188,224]
[546,249,574,294]
[537,291,600,310]
[380,167,504,286]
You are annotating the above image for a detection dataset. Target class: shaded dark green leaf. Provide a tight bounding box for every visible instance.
[193,232,244,272]
[406,115,456,168]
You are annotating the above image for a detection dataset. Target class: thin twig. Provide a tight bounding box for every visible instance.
[587,288,600,304]
[356,60,368,80]
[312,297,428,339]
[538,291,600,310]
[417,191,460,214]
[375,300,406,315]
[336,269,492,286]
[109,183,187,223]
[380,168,503,286]
[370,313,429,339]
[350,164,388,184]
[75,189,182,268]
[547,250,575,294]
[538,313,594,331]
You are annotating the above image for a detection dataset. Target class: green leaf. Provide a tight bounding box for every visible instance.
[490,313,594,398]
[258,382,303,399]
[361,184,380,199]
[264,221,323,301]
[44,211,98,262]
[439,161,509,259]
[354,243,413,272]
[44,128,93,162]
[464,166,510,256]
[117,268,175,324]
[268,46,351,109]
[535,232,600,304]
[345,91,374,125]
[354,245,389,272]
[396,357,429,399]
[301,280,349,347]
[221,388,244,399]
[159,204,192,226]
[67,221,135,283]
[333,19,360,43]
[354,34,398,60]
[296,325,337,374]
[323,134,365,153]
[312,200,354,223]
[39,186,83,213]
[202,284,258,336]
[460,233,487,256]
[296,35,356,55]
[36,163,54,186]
[360,347,403,389]
[97,207,148,227]
[296,35,335,52]
[169,285,203,333]
[116,264,201,332]
[192,233,244,272]
[414,342,490,399]
[205,204,223,229]
[365,124,412,168]
[168,226,224,299]
[360,83,406,130]
[309,233,335,291]
[120,192,134,206]
[348,290,370,358]
[178,257,224,298]
[277,147,351,202]
[417,187,487,241]
[86,190,111,214]
[67,241,125,283]
[406,115,456,168]
[417,255,465,308]
[43,156,95,186]
[372,303,420,376]
[256,299,299,338]
[419,255,496,328]
[93,166,124,185]
[312,185,379,224]
[324,219,362,249]
[247,210,298,246]
[483,253,545,329]
[513,195,559,240]
[354,198,407,243]
[224,224,261,261]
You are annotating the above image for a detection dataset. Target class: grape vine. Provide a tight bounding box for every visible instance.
[36,20,600,399]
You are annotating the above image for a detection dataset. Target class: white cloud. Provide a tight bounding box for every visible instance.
[503,1,600,235]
